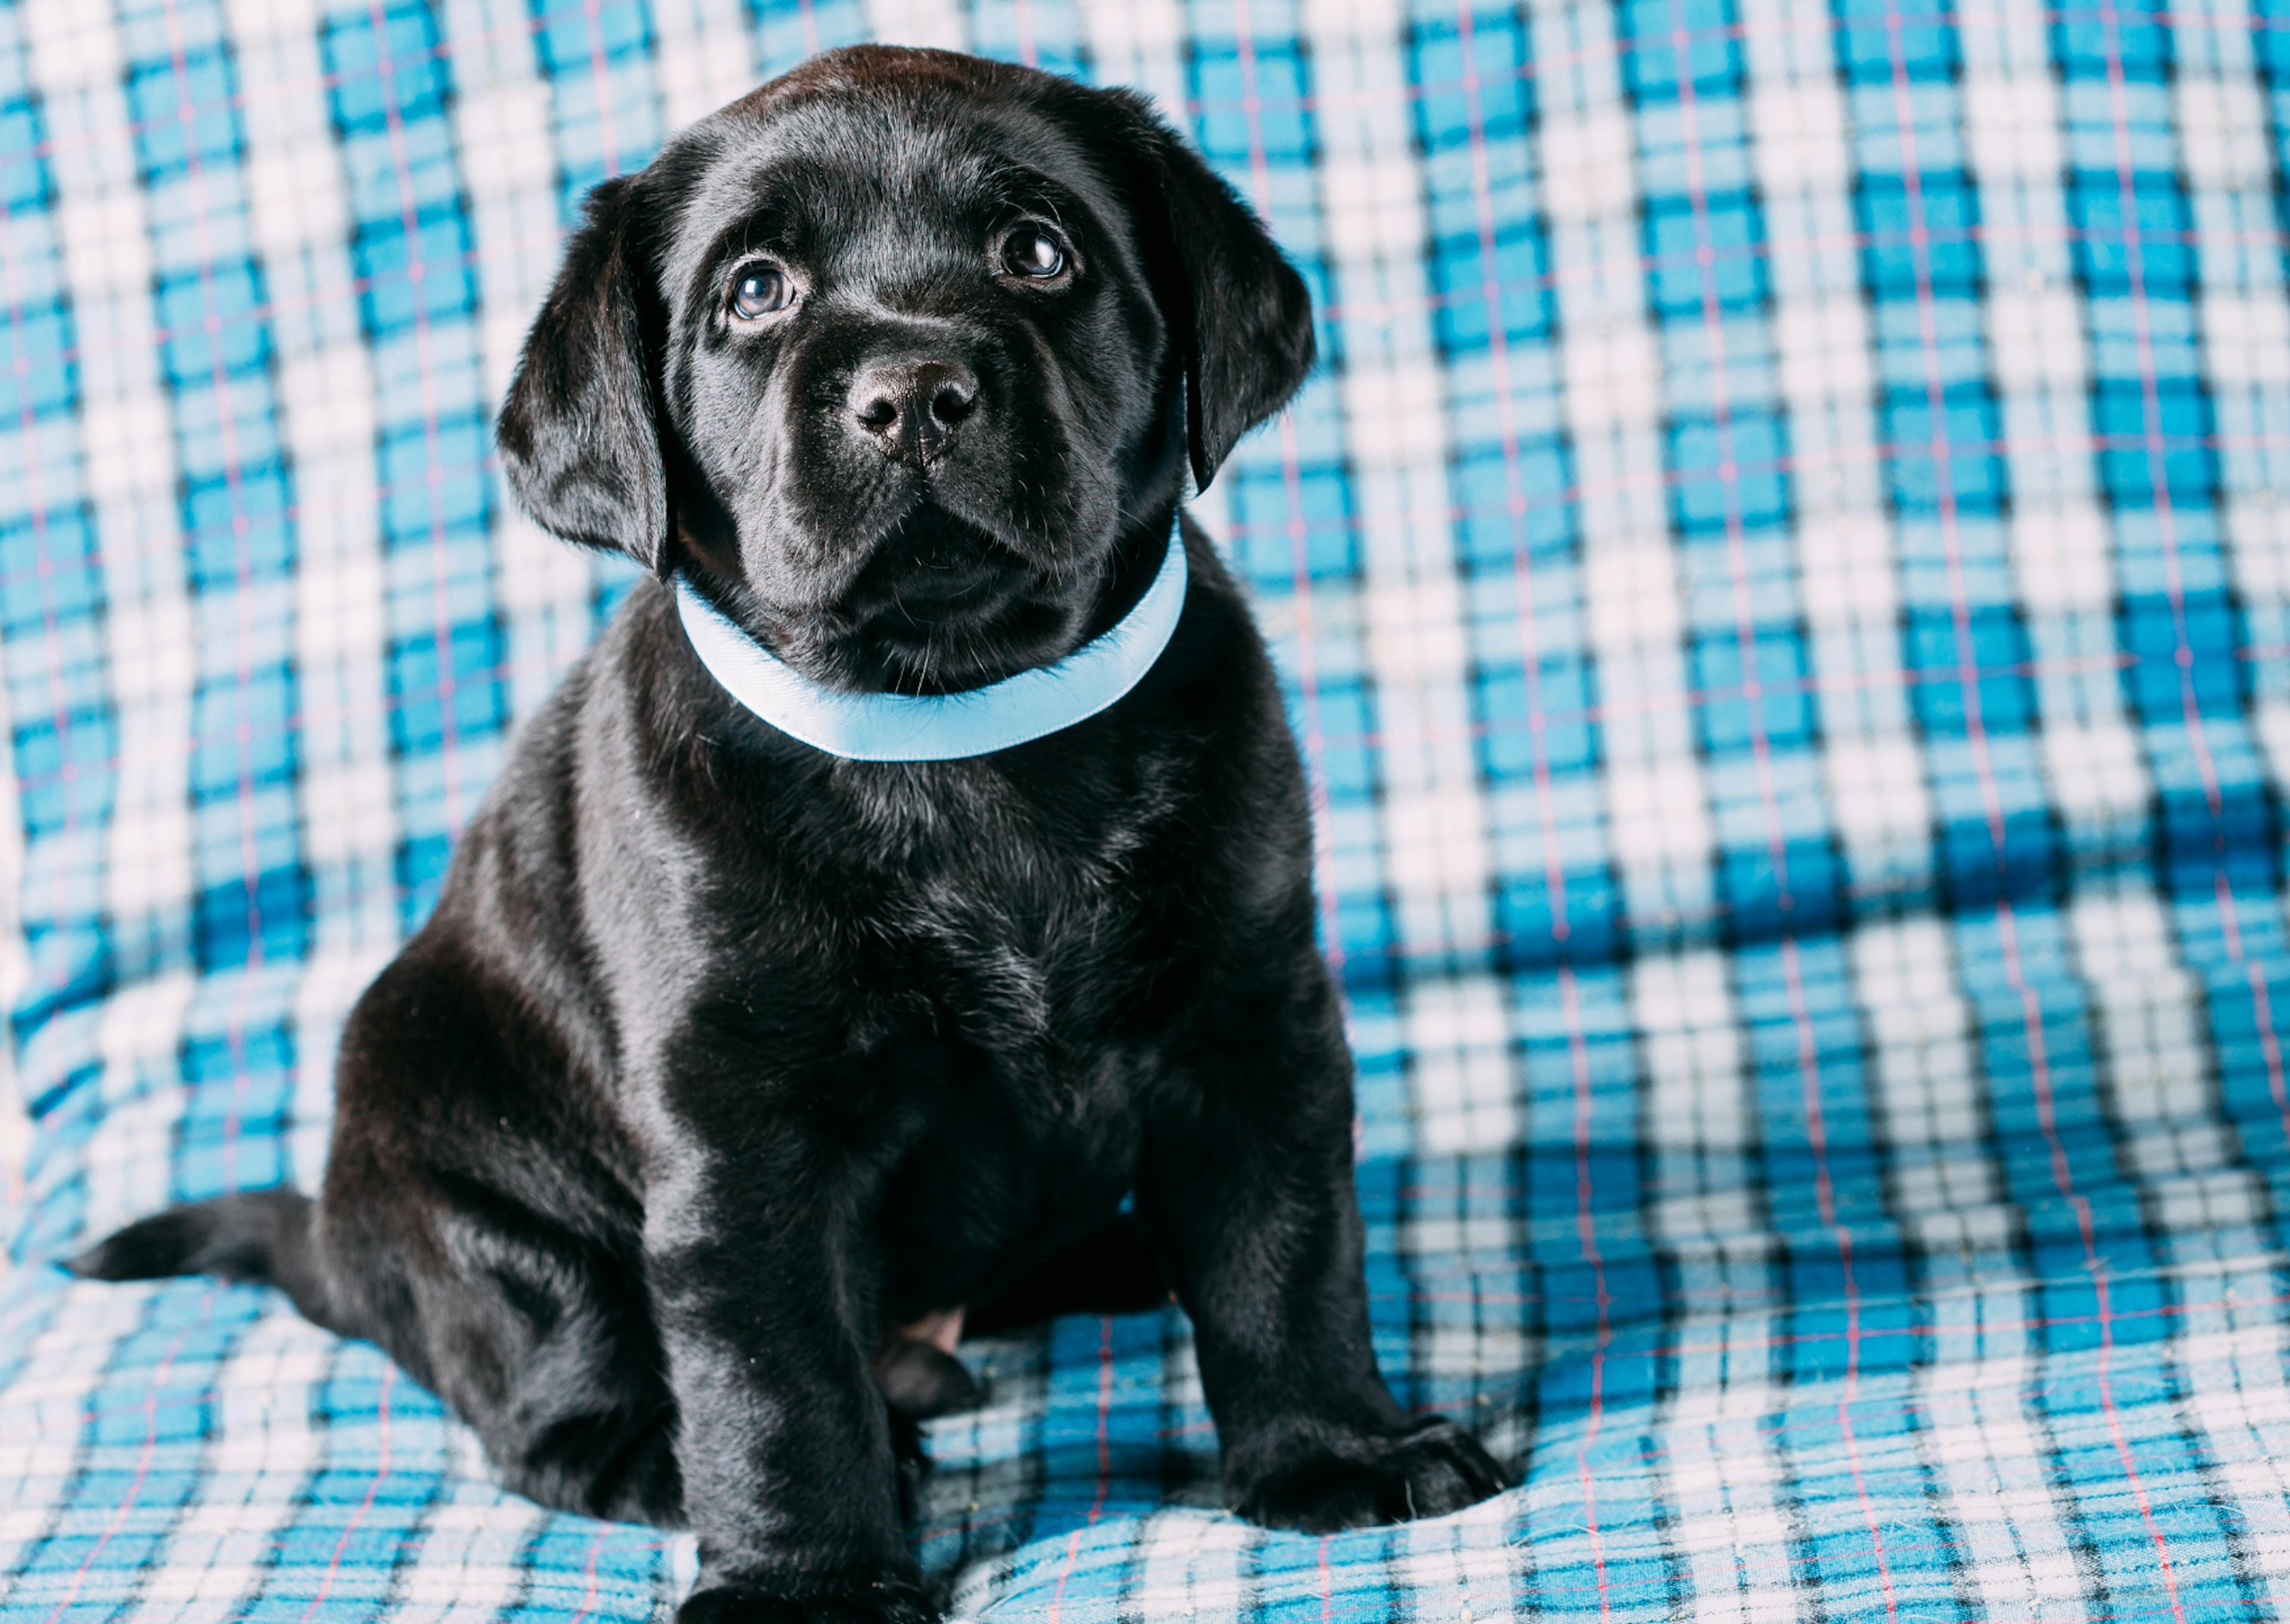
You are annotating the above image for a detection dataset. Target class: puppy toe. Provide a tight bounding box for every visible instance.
[1233,1416,1515,1532]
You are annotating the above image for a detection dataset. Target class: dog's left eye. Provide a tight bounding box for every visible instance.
[1001,227,1067,280]
[730,265,793,321]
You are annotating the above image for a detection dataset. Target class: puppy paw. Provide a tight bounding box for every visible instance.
[676,1575,939,1624]
[875,1337,987,1420]
[1233,1415,1514,1533]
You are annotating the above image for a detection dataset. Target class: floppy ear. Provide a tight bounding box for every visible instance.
[496,175,671,573]
[1118,107,1316,492]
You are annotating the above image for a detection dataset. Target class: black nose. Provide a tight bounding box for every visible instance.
[849,358,979,463]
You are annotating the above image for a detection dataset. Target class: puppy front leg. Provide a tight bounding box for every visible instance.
[647,1161,932,1624]
[1142,960,1514,1531]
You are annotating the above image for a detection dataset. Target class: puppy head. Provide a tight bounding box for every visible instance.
[497,47,1314,694]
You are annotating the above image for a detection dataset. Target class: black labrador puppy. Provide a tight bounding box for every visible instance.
[73,46,1509,1624]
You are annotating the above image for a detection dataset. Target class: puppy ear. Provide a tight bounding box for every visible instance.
[1124,113,1316,492]
[496,176,670,573]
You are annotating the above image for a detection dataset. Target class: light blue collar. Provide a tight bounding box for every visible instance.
[675,522,1188,761]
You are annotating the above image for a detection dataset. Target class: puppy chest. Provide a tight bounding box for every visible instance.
[865,1021,1154,1200]
[872,868,1172,1043]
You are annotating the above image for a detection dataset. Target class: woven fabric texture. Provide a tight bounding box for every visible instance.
[7,0,2290,1618]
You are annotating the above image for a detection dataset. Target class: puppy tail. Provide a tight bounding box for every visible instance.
[67,1188,342,1331]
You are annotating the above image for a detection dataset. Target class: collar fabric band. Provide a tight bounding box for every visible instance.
[676,521,1188,761]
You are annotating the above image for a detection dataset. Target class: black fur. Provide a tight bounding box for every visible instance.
[73,47,1510,1622]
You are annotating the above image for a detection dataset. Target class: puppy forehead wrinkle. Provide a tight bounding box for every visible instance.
[673,95,1121,265]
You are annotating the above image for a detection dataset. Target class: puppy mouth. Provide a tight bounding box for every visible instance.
[797,503,1085,695]
[855,504,1023,614]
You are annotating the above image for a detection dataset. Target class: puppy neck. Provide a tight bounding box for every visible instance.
[675,515,1187,762]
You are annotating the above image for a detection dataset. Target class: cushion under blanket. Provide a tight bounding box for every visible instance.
[6,0,2290,1619]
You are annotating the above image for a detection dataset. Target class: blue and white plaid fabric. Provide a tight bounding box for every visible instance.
[7,0,2290,1617]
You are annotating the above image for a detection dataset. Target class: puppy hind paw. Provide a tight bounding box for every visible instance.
[676,1576,939,1624]
[1233,1416,1515,1535]
[874,1337,986,1420]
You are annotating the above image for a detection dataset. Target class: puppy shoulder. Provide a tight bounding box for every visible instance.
[1160,516,1299,757]
[1139,515,1317,877]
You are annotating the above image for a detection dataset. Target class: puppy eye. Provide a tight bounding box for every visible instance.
[730,265,793,321]
[1001,227,1067,281]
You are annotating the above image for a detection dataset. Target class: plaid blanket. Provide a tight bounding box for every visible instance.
[7,0,2290,1617]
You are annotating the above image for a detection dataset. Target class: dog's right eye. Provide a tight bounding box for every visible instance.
[730,265,793,321]
[1001,227,1067,281]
